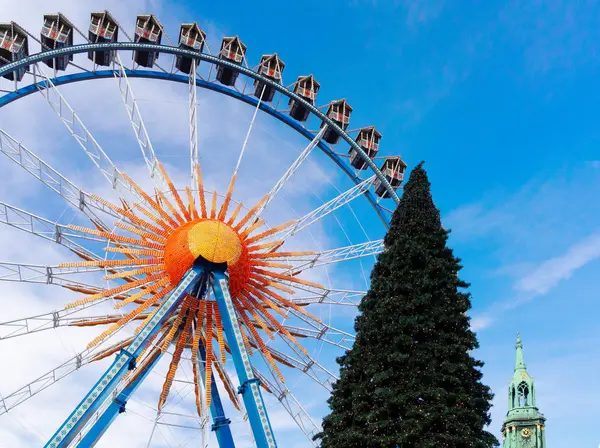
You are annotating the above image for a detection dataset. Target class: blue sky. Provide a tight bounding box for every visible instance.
[0,0,599,447]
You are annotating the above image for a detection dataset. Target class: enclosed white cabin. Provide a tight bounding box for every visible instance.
[41,13,73,70]
[349,126,381,170]
[176,22,205,74]
[374,156,407,198]
[216,36,247,86]
[134,14,162,68]
[88,11,118,66]
[288,74,320,122]
[0,22,28,81]
[253,53,285,102]
[321,99,352,144]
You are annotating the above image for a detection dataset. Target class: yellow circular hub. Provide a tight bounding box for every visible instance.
[187,219,242,264]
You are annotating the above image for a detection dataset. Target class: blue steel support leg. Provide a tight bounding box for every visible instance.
[44,267,203,448]
[77,347,164,446]
[211,268,277,448]
[197,342,235,448]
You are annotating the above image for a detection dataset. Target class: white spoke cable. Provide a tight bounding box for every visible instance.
[113,53,168,192]
[273,175,376,242]
[30,63,143,205]
[234,84,266,175]
[189,62,199,188]
[254,125,327,220]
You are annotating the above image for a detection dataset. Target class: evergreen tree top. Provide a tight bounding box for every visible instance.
[315,162,498,448]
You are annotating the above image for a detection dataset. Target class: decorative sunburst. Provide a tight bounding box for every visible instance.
[59,161,322,413]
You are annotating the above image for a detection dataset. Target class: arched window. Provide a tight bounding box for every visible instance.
[517,382,529,407]
[511,386,516,408]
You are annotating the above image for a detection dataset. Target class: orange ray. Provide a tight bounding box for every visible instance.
[246,241,284,252]
[249,282,320,322]
[157,162,192,221]
[90,194,168,237]
[132,202,173,233]
[104,265,166,280]
[192,342,204,416]
[240,218,265,239]
[71,314,149,328]
[158,302,195,409]
[205,301,214,407]
[244,284,288,318]
[156,189,186,226]
[214,305,226,363]
[218,173,237,221]
[134,310,159,336]
[245,293,309,356]
[234,194,268,231]
[115,277,170,309]
[249,277,295,295]
[226,201,244,226]
[59,258,162,268]
[104,246,163,257]
[114,221,167,244]
[239,309,284,382]
[67,225,164,250]
[236,293,274,340]
[251,260,292,269]
[67,273,165,308]
[240,324,253,356]
[91,336,134,362]
[213,352,241,410]
[121,172,179,229]
[244,220,296,244]
[162,296,192,351]
[185,186,199,220]
[195,163,207,218]
[253,268,324,289]
[210,191,217,219]
[249,250,315,259]
[87,286,171,348]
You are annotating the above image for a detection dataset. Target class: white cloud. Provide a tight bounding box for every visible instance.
[515,232,600,295]
[471,315,494,331]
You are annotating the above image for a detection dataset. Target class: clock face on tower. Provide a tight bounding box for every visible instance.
[520,428,534,446]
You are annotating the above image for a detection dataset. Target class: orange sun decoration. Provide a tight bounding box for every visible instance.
[59,161,323,413]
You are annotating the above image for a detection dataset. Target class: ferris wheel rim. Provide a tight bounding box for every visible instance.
[0,68,390,228]
[0,33,392,446]
[0,41,402,209]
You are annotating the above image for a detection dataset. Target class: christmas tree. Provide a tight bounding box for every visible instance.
[315,163,498,448]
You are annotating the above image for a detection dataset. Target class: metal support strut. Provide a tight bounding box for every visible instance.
[44,267,202,448]
[44,258,278,447]
[212,267,278,448]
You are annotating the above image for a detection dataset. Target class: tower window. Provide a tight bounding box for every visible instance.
[517,382,529,407]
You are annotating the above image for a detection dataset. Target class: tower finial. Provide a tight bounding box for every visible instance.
[515,332,526,371]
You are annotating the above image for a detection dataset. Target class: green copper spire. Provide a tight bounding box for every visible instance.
[515,333,526,371]
[501,334,547,448]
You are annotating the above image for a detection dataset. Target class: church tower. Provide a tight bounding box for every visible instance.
[501,334,547,447]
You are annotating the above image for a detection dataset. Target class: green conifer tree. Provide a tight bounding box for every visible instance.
[315,162,498,448]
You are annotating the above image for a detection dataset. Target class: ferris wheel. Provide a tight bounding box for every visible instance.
[0,11,407,448]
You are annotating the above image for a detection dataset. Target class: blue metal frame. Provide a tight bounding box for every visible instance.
[78,347,164,446]
[45,267,203,448]
[198,342,236,448]
[45,259,279,448]
[0,41,400,215]
[0,69,391,228]
[212,267,277,448]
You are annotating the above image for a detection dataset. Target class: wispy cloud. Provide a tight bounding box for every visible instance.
[515,232,600,295]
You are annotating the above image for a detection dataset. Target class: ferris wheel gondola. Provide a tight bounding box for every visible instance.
[0,10,407,448]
